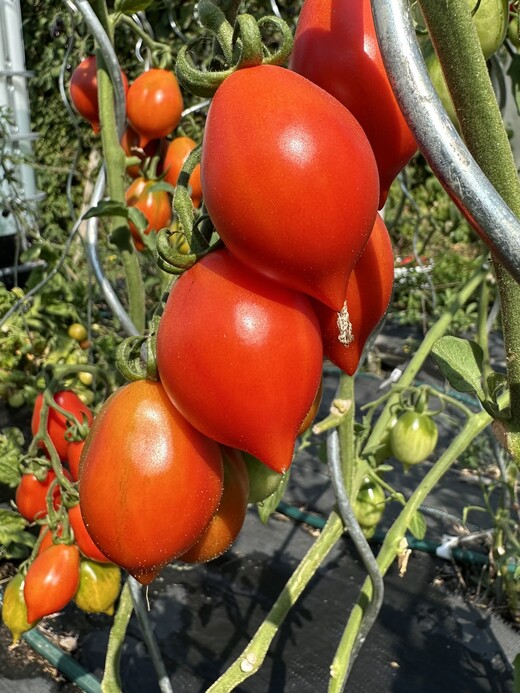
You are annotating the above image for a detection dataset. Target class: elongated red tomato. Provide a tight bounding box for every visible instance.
[313,214,394,375]
[126,69,183,147]
[162,136,202,205]
[156,249,323,473]
[16,470,62,522]
[125,177,172,251]
[79,380,224,584]
[201,64,379,311]
[69,55,129,134]
[290,0,417,208]
[179,447,249,563]
[24,544,80,622]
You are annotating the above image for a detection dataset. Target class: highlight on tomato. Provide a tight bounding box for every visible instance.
[69,55,129,134]
[290,0,417,207]
[201,64,379,311]
[312,214,394,376]
[126,68,184,147]
[156,248,323,474]
[125,176,172,251]
[179,447,249,563]
[78,380,224,585]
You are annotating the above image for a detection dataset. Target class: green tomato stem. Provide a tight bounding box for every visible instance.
[328,390,507,692]
[336,374,356,499]
[206,512,344,692]
[101,580,134,693]
[418,0,520,467]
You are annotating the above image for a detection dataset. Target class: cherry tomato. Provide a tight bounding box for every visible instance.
[126,68,184,147]
[243,452,285,504]
[125,176,172,251]
[79,380,224,585]
[73,560,121,615]
[68,503,111,564]
[24,544,80,623]
[290,0,417,207]
[2,573,38,644]
[162,136,202,204]
[15,470,62,522]
[156,248,323,474]
[201,64,379,311]
[69,55,129,134]
[179,447,249,563]
[31,390,94,461]
[390,411,438,467]
[353,478,385,538]
[67,322,87,342]
[120,125,161,179]
[66,439,84,481]
[312,214,394,376]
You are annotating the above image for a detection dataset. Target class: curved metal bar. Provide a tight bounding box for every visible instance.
[371,0,520,285]
[71,0,126,137]
[82,169,139,337]
[326,430,384,686]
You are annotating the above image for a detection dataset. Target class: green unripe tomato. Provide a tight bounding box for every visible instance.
[353,478,385,539]
[73,560,121,616]
[390,411,438,467]
[68,323,88,342]
[243,452,285,503]
[2,573,38,643]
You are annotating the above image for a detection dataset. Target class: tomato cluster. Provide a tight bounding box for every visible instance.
[74,0,417,585]
[69,58,200,250]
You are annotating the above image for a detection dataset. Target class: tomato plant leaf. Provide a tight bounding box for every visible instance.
[83,199,130,220]
[0,510,35,560]
[127,207,148,233]
[408,509,427,541]
[114,0,155,14]
[148,181,176,195]
[257,470,290,525]
[431,336,486,400]
[0,428,24,487]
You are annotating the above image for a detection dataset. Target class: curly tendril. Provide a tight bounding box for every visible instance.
[175,0,294,98]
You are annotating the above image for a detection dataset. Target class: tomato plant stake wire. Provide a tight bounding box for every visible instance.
[326,429,384,690]
[370,0,520,285]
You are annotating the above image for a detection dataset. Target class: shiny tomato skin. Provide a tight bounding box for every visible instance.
[79,380,224,585]
[125,176,172,251]
[16,471,61,522]
[201,64,379,312]
[179,447,249,563]
[126,69,183,147]
[312,214,394,376]
[24,544,80,623]
[390,411,438,467]
[69,55,129,134]
[31,390,94,461]
[68,503,111,564]
[290,0,417,207]
[156,249,323,474]
[162,136,202,204]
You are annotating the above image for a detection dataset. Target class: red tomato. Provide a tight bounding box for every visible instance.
[156,248,323,474]
[16,470,62,522]
[179,447,249,563]
[79,380,224,584]
[298,378,323,435]
[201,64,379,311]
[126,69,184,147]
[69,55,129,134]
[162,136,202,204]
[37,524,61,555]
[24,544,80,622]
[31,390,94,461]
[120,125,161,179]
[312,214,394,376]
[68,503,111,564]
[290,0,417,208]
[66,439,84,482]
[125,176,172,251]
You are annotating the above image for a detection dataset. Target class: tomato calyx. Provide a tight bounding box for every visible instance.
[175,3,293,97]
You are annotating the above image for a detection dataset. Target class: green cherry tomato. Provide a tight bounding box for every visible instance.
[353,478,385,538]
[390,411,438,467]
